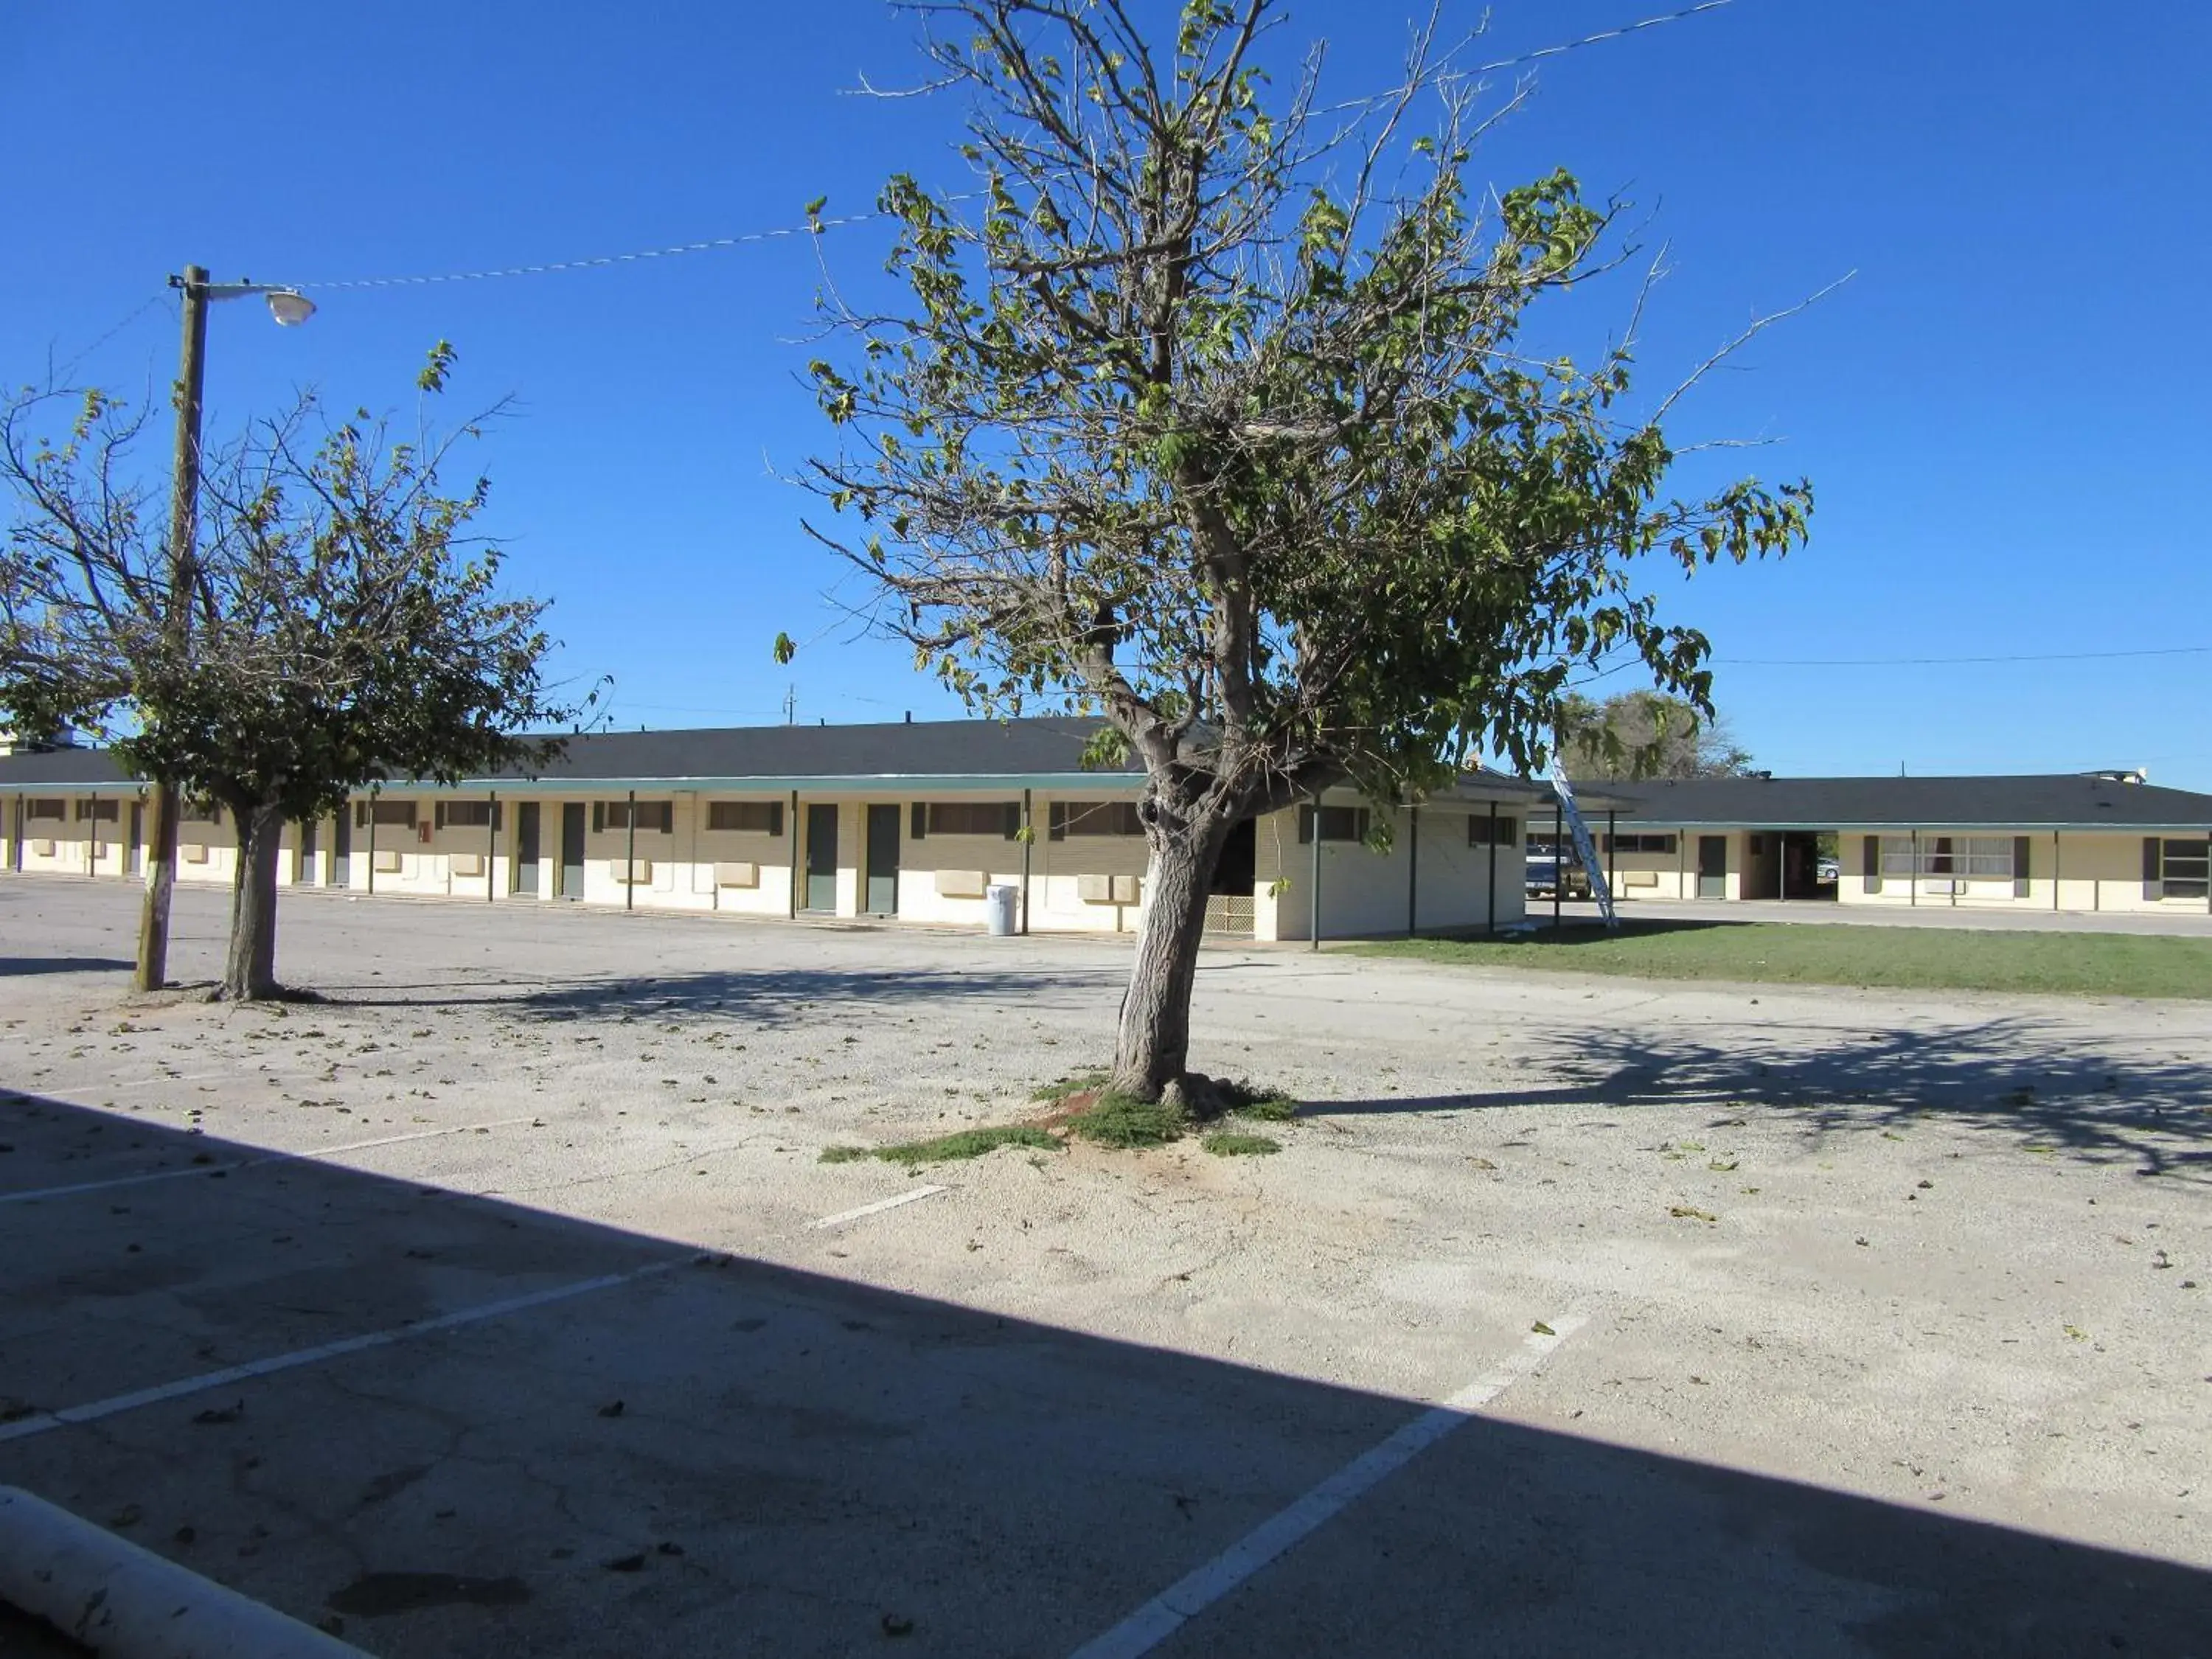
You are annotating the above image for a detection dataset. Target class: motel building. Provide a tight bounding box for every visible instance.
[0,718,1552,944]
[1596,772,2212,914]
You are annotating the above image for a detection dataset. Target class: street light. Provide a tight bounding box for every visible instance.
[135,264,314,991]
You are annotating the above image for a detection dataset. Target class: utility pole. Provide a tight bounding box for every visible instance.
[135,266,210,993]
[782,684,797,726]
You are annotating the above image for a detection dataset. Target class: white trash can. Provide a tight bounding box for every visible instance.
[985,883,1020,936]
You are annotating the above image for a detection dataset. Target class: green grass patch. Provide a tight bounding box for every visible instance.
[821,1125,1062,1167]
[1032,1071,1110,1103]
[1065,1091,1189,1149]
[1346,922,2212,1001]
[1201,1131,1281,1157]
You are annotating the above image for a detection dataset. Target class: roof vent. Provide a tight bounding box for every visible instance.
[2081,768,2148,785]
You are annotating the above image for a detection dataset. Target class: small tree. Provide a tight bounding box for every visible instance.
[1555,689,1756,780]
[1,351,581,1000]
[801,0,1812,1100]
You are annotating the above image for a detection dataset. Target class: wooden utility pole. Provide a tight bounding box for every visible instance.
[135,266,210,993]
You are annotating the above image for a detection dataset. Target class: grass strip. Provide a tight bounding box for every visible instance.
[1346,922,2212,1001]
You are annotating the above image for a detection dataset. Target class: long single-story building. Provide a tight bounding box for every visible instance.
[1602,771,2212,914]
[0,717,1549,942]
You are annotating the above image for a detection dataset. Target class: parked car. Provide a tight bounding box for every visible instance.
[1815,855,1840,883]
[1525,852,1592,900]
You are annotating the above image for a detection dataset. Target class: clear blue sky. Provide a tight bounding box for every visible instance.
[6,1,2208,788]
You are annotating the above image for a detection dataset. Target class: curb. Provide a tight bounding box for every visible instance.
[0,1487,368,1658]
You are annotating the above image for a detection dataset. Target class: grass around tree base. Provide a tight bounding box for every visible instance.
[1345,920,2212,1001]
[1201,1131,1281,1156]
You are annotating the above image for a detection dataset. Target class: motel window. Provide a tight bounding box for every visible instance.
[434,801,501,830]
[24,798,66,821]
[1297,805,1371,845]
[1602,832,1677,855]
[1467,814,1520,847]
[594,800,673,834]
[1048,801,1144,840]
[1877,835,2014,880]
[181,800,226,826]
[911,801,1021,839]
[355,799,416,828]
[2151,838,2209,900]
[708,801,784,835]
[74,799,120,823]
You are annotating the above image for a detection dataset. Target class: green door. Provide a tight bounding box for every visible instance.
[805,803,840,912]
[1697,835,1728,900]
[865,804,900,914]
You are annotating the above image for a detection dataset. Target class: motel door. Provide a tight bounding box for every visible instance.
[864,804,900,915]
[560,803,587,898]
[805,804,840,912]
[514,802,541,894]
[299,815,318,885]
[333,811,351,887]
[1697,835,1728,900]
[127,802,144,876]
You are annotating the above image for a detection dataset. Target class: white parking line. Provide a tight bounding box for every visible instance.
[0,1256,692,1444]
[1068,1315,1587,1659]
[0,1119,540,1207]
[808,1185,948,1229]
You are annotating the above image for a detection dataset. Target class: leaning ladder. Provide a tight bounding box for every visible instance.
[1550,764,1619,932]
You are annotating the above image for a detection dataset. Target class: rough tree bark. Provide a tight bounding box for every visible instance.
[220,801,286,1001]
[1110,796,1237,1099]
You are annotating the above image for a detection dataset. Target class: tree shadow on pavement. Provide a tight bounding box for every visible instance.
[1313,1015,2212,1180]
[359,964,1131,1028]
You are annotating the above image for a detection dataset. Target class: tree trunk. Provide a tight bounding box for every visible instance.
[221,802,286,1001]
[1110,811,1231,1100]
[133,782,181,992]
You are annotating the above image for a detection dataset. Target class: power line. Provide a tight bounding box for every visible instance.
[1470,0,1737,77]
[1720,644,2212,668]
[54,293,172,382]
[292,208,889,292]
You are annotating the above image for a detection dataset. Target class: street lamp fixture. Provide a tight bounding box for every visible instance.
[191,277,317,328]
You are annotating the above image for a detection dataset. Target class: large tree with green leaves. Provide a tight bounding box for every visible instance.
[0,351,580,1001]
[801,0,1812,1100]
[1555,689,1756,780]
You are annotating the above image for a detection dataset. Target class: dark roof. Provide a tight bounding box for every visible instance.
[487,716,1141,785]
[0,747,135,789]
[1615,773,2212,831]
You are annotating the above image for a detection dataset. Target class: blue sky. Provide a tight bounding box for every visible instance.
[6,1,2208,788]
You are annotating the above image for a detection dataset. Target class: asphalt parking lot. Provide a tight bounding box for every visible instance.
[3,876,2209,1655]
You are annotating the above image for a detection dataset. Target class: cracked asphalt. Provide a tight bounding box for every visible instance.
[1,875,2209,1656]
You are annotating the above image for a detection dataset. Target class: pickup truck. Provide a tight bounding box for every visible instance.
[1524,852,1592,900]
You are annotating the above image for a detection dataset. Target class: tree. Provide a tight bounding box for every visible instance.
[801,0,1812,1101]
[1554,689,1755,780]
[0,351,580,1000]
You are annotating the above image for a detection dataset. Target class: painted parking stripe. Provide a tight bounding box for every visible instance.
[0,1256,692,1444]
[0,1119,539,1207]
[1068,1315,1587,1659]
[808,1185,948,1230]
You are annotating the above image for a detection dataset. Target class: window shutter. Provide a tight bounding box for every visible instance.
[768,802,784,839]
[2013,835,2031,898]
[593,801,605,835]
[434,801,446,830]
[1004,802,1022,840]
[1048,802,1067,841]
[492,802,503,832]
[2145,836,2163,900]
[1298,804,1315,844]
[911,803,927,841]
